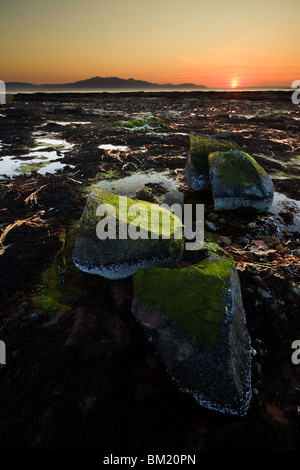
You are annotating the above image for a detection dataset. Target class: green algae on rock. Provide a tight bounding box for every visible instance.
[72,188,184,279]
[209,149,274,212]
[133,257,234,349]
[132,246,252,416]
[106,115,164,132]
[185,133,240,190]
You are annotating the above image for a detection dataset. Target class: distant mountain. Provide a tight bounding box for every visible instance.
[6,76,207,92]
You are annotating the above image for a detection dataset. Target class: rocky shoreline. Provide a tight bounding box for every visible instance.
[0,91,299,450]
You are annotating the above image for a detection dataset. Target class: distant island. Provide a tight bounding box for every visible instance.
[6,76,208,92]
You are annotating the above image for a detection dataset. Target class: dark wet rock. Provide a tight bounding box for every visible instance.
[4,318,19,331]
[209,150,274,212]
[257,287,273,299]
[205,221,217,232]
[122,162,138,172]
[236,236,250,246]
[145,182,170,195]
[72,188,184,279]
[185,134,240,190]
[64,306,130,355]
[43,122,64,132]
[135,188,157,203]
[132,246,252,416]
[252,275,263,285]
[28,313,39,321]
[279,210,295,224]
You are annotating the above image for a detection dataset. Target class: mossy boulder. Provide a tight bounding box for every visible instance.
[72,188,184,279]
[209,150,274,212]
[185,134,240,190]
[132,247,251,416]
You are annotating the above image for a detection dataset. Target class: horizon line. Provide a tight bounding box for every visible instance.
[3,75,292,89]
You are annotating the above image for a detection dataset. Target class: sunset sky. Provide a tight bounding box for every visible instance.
[1,0,299,88]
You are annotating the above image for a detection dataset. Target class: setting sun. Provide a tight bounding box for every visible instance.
[231,79,239,88]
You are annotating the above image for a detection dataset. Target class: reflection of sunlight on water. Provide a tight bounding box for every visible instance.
[37,161,71,175]
[34,137,74,150]
[42,121,91,127]
[98,144,129,152]
[0,153,73,177]
[96,171,184,205]
[96,172,300,230]
[270,192,300,232]
[0,136,74,177]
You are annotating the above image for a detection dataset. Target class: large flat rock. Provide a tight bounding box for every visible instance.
[73,188,184,279]
[132,247,252,416]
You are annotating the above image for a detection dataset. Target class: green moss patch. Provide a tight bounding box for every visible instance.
[190,134,240,171]
[209,150,267,187]
[82,188,183,243]
[97,170,118,180]
[17,162,45,173]
[107,116,163,131]
[133,257,234,349]
[31,229,77,315]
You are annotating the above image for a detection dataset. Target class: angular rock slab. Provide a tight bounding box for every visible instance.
[72,188,184,280]
[185,133,240,190]
[132,252,252,416]
[209,150,274,212]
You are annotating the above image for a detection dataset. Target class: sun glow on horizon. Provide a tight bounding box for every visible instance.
[1,0,300,86]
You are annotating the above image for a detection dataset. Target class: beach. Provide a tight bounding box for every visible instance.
[0,90,299,450]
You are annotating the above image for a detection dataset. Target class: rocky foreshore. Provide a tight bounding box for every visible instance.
[0,91,299,450]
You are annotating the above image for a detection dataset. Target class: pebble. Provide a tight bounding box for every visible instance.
[293,249,300,257]
[4,318,19,331]
[252,362,262,377]
[28,313,39,321]
[236,236,250,246]
[219,236,231,246]
[252,275,263,285]
[205,221,217,232]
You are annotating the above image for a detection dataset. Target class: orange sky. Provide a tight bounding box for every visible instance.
[1,0,299,87]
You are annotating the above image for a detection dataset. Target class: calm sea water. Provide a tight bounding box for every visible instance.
[6,87,291,94]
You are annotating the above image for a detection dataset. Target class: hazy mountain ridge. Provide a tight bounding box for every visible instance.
[6,76,208,92]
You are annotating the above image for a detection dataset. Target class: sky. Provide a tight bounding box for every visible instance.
[1,0,300,87]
